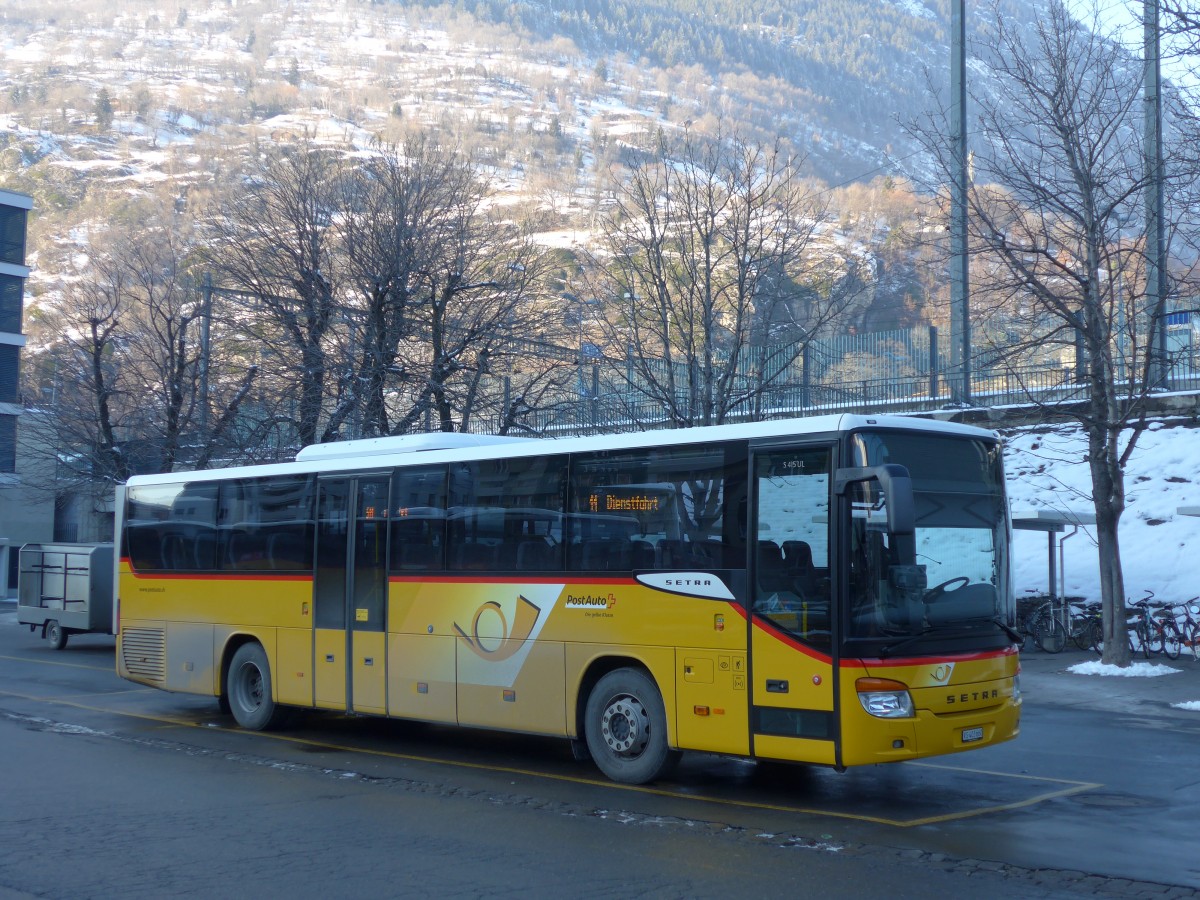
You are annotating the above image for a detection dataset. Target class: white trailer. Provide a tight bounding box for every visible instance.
[17,543,114,650]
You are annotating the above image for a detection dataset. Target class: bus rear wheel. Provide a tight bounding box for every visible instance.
[226,643,288,731]
[584,668,679,785]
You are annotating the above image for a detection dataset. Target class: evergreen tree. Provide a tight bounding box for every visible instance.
[94,89,114,130]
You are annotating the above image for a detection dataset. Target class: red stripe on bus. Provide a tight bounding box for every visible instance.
[751,615,833,664]
[124,570,312,583]
[852,645,1019,667]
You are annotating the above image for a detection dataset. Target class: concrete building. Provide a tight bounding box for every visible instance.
[0,188,52,598]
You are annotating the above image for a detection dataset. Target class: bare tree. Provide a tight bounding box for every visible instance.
[586,125,846,428]
[23,202,258,509]
[406,205,557,435]
[336,138,565,435]
[27,252,130,497]
[907,0,1193,665]
[207,137,344,448]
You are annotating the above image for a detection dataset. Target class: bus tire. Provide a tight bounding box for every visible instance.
[584,668,679,785]
[45,620,68,650]
[227,643,288,731]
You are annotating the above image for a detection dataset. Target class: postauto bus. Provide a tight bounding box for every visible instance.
[115,414,1020,784]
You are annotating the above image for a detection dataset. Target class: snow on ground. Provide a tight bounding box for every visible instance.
[1007,420,1200,692]
[1004,419,1200,605]
[1066,660,1183,678]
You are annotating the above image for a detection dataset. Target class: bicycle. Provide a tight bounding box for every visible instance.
[1093,591,1172,659]
[1017,595,1066,653]
[1168,598,1200,660]
[1148,603,1183,660]
[1134,591,1185,659]
[1067,601,1103,653]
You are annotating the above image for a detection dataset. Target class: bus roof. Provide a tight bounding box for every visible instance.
[294,432,534,462]
[123,414,998,487]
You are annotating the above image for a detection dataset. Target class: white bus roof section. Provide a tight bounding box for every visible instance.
[295,432,535,462]
[124,414,999,486]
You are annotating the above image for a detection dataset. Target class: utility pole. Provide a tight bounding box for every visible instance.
[1145,0,1169,389]
[950,0,971,404]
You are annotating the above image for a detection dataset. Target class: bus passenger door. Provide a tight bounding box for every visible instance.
[313,475,390,715]
[750,445,837,766]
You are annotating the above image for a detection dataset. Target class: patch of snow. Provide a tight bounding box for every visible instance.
[1065,660,1183,678]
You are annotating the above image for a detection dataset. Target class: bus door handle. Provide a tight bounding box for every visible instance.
[766,679,789,693]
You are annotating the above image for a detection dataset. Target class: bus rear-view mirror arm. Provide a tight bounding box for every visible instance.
[833,464,916,536]
[834,464,924,614]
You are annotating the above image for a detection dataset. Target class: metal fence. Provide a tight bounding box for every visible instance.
[477,323,1200,437]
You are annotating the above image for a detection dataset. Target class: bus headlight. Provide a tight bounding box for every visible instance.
[856,677,915,718]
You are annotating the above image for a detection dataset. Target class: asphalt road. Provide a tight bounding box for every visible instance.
[2,609,1198,899]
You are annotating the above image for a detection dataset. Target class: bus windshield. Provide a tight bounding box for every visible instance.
[846,432,1012,649]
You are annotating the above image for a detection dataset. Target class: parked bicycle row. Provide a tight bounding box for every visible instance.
[1017,591,1200,659]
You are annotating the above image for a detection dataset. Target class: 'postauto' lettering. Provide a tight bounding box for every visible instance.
[565,594,615,609]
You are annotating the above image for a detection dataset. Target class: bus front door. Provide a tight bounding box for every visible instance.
[750,445,837,766]
[313,475,390,715]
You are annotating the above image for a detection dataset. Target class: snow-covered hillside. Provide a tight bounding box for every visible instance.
[1005,419,1200,604]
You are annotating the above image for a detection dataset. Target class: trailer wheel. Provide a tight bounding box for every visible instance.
[227,643,289,730]
[45,620,68,651]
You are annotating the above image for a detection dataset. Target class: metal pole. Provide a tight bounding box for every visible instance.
[929,325,940,400]
[801,343,811,411]
[1117,267,1127,384]
[1145,0,1169,389]
[950,0,971,404]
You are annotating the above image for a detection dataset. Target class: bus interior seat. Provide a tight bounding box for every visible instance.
[400,543,441,571]
[516,540,555,571]
[160,534,189,570]
[757,540,792,593]
[629,540,654,570]
[454,543,494,571]
[580,539,624,571]
[268,533,308,570]
[656,539,688,569]
[227,531,268,568]
[192,531,218,570]
[782,540,818,594]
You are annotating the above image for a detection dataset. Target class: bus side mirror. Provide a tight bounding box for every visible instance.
[833,464,915,536]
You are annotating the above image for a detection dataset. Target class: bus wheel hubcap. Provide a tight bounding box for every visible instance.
[241,665,263,708]
[600,695,649,756]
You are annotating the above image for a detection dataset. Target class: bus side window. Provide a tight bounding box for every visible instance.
[567,443,745,574]
[448,456,566,573]
[389,466,448,574]
[753,448,832,647]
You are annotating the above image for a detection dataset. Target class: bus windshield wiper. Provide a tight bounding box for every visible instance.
[881,619,1019,657]
[993,618,1021,643]
[880,625,975,658]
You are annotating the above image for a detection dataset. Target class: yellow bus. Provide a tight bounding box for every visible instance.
[114,414,1020,784]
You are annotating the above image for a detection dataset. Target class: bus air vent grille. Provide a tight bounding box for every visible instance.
[122,627,166,682]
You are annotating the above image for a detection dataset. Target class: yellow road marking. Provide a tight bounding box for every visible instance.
[0,653,113,673]
[0,687,1100,827]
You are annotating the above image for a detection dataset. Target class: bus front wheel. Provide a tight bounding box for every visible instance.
[584,668,679,784]
[227,643,288,731]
